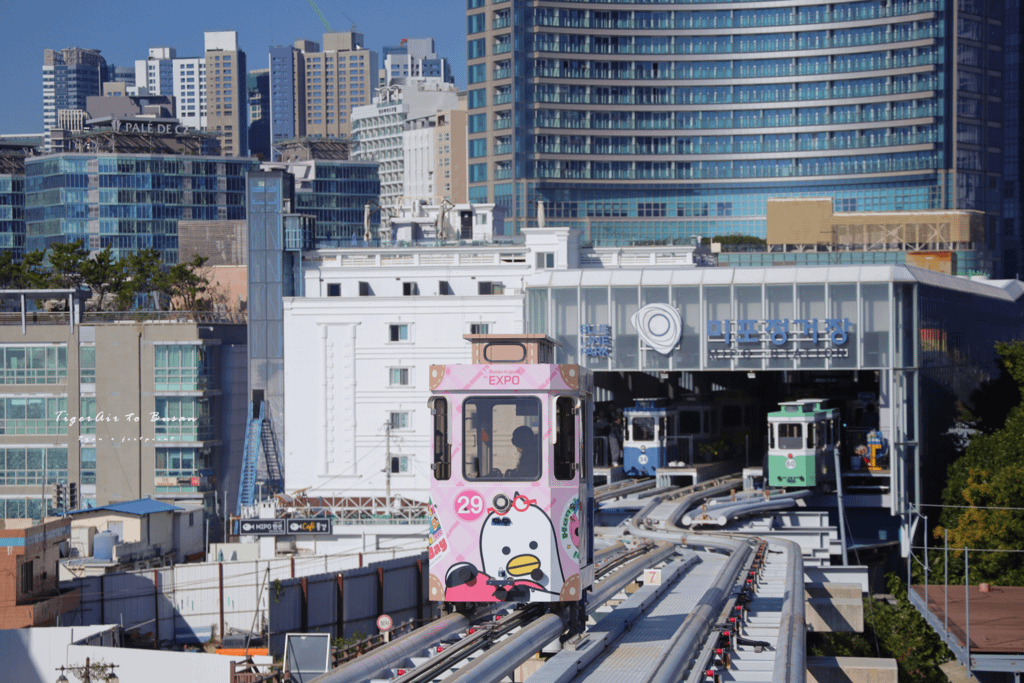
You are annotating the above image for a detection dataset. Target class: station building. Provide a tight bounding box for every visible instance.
[281,222,1024,549]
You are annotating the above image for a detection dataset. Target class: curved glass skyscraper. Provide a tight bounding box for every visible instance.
[466,0,1013,272]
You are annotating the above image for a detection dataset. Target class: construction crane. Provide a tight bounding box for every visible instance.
[306,0,358,32]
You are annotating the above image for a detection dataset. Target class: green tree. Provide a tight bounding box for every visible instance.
[17,249,51,289]
[164,255,210,311]
[113,248,164,310]
[0,252,22,288]
[47,240,90,290]
[81,247,126,311]
[936,340,1024,586]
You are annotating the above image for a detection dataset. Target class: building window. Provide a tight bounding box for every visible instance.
[403,282,419,296]
[0,447,68,486]
[327,283,341,297]
[79,397,97,434]
[478,282,504,295]
[155,446,210,477]
[439,281,453,295]
[389,368,410,386]
[470,323,490,335]
[80,447,96,485]
[390,324,410,342]
[536,253,555,269]
[359,282,373,296]
[79,345,95,384]
[0,397,68,435]
[155,345,214,391]
[0,345,68,384]
[153,397,213,441]
[390,411,410,429]
[390,455,409,473]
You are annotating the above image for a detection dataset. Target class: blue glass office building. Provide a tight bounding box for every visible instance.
[466,0,1014,273]
[261,160,381,246]
[0,174,25,259]
[24,154,258,263]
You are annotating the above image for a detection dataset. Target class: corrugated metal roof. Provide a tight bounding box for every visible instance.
[69,498,183,517]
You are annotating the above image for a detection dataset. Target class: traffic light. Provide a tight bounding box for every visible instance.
[67,482,79,511]
[52,482,65,513]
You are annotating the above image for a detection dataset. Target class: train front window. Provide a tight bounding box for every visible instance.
[463,396,541,480]
[778,423,803,449]
[631,417,656,441]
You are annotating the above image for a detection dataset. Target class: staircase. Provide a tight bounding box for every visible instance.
[261,416,285,496]
[237,402,266,515]
[237,401,287,516]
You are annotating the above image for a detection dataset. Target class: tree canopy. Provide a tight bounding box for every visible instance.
[935,340,1024,586]
[2,242,213,312]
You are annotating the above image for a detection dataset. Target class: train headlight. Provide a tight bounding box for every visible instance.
[493,493,511,513]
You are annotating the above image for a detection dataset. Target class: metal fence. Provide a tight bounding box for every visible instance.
[267,553,434,657]
[61,548,425,647]
[906,504,1024,677]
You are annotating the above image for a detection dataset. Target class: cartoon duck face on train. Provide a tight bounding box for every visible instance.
[443,493,573,602]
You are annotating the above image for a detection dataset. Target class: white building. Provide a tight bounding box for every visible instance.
[351,80,459,209]
[380,37,453,86]
[135,48,207,130]
[283,224,704,505]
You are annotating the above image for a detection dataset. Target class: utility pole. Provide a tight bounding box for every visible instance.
[383,421,392,518]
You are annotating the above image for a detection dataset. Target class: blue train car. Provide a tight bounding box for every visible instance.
[622,399,717,477]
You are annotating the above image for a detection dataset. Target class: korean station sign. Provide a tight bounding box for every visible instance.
[707,318,851,360]
[574,303,853,362]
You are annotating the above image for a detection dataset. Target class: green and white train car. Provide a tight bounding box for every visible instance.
[766,399,840,488]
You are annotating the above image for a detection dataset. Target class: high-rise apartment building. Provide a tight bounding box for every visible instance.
[268,33,378,158]
[351,80,459,208]
[135,47,176,95]
[466,0,1015,274]
[248,69,271,159]
[380,37,454,86]
[204,31,248,158]
[434,103,468,204]
[134,48,207,130]
[42,48,108,152]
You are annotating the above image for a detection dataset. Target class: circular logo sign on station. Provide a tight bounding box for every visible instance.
[377,614,393,632]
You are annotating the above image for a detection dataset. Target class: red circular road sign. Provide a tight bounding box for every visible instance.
[377,614,393,632]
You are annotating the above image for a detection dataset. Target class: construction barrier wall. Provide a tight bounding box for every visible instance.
[61,548,426,647]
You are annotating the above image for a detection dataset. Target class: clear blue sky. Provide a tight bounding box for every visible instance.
[0,0,467,135]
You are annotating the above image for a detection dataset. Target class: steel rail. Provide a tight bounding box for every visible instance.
[307,612,479,683]
[769,538,807,683]
[594,478,654,502]
[393,606,542,683]
[682,489,813,527]
[440,612,568,683]
[628,484,805,683]
[652,484,808,683]
[440,541,677,683]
